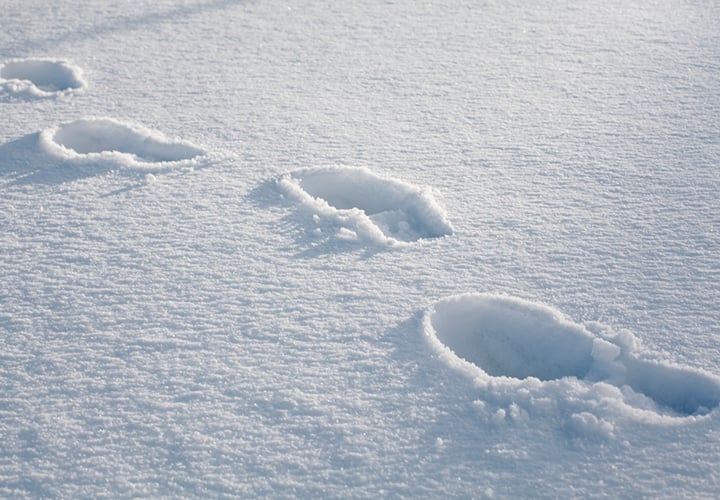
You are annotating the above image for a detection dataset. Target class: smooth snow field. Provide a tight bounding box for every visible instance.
[1,0,719,497]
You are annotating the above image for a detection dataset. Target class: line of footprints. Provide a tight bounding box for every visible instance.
[3,57,719,423]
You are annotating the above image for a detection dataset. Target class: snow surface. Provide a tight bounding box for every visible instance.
[1,0,720,497]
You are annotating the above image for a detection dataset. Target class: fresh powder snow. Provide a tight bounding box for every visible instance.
[1,0,719,498]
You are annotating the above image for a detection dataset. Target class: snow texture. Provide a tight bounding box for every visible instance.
[425,293,720,418]
[2,0,720,497]
[0,58,86,98]
[40,118,205,166]
[278,166,453,246]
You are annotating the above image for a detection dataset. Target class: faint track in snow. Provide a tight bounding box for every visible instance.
[0,0,248,56]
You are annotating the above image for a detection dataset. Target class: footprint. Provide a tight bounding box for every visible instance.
[0,58,87,97]
[278,166,453,245]
[40,118,205,166]
[425,294,595,381]
[424,293,720,418]
[620,356,720,417]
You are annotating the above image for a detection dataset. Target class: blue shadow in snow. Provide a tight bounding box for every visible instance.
[0,0,250,56]
[0,133,107,186]
[0,133,125,187]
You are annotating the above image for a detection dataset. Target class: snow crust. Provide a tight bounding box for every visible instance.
[40,118,205,166]
[0,58,86,98]
[278,166,453,246]
[425,293,720,419]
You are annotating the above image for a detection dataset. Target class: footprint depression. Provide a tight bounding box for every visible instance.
[40,118,205,166]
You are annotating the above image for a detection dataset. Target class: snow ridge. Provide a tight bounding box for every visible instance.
[278,165,453,246]
[0,58,86,98]
[424,293,720,420]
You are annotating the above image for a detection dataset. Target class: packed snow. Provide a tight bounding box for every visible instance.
[1,0,719,497]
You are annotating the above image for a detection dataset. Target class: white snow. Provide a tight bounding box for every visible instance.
[0,58,86,98]
[1,0,720,497]
[566,412,615,441]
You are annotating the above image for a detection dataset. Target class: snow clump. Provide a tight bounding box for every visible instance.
[278,165,453,246]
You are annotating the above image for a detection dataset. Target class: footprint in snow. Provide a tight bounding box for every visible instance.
[424,293,720,419]
[278,166,453,246]
[0,58,87,98]
[40,118,205,167]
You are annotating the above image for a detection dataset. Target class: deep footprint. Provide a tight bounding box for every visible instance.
[424,293,720,417]
[40,118,204,165]
[278,166,453,245]
[427,294,595,381]
[0,58,86,96]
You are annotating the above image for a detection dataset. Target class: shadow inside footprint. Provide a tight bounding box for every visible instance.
[621,356,720,416]
[428,294,594,381]
[425,293,720,418]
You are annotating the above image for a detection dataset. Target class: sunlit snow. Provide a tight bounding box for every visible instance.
[1,0,719,497]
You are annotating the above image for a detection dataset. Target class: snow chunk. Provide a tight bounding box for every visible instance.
[566,412,615,440]
[0,58,86,97]
[426,294,594,381]
[278,166,453,246]
[40,118,205,167]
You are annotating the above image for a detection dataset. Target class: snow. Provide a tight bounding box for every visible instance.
[425,293,595,381]
[2,0,720,497]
